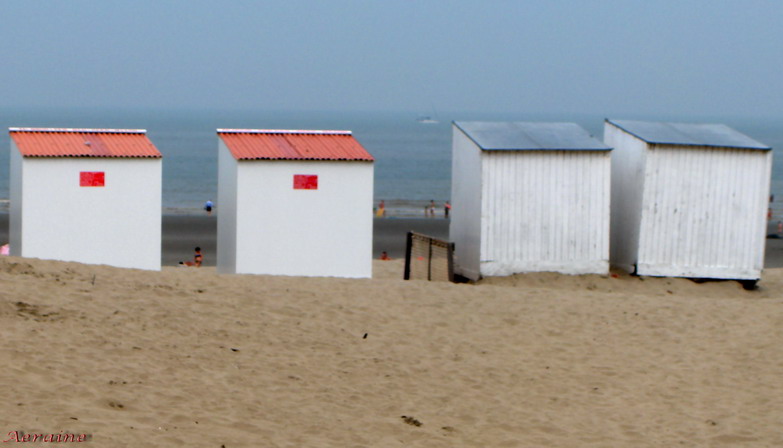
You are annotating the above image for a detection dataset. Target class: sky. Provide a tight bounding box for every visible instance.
[1,0,782,119]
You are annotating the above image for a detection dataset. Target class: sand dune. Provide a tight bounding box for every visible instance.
[1,257,782,447]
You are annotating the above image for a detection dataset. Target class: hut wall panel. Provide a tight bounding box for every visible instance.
[604,122,648,272]
[9,141,23,256]
[479,150,610,275]
[216,141,239,274]
[450,126,484,280]
[637,146,771,279]
[234,160,373,278]
[18,157,161,270]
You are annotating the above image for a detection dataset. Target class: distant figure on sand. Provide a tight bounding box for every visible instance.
[428,200,436,218]
[444,200,451,218]
[376,200,386,217]
[380,251,392,260]
[204,200,214,216]
[181,247,204,267]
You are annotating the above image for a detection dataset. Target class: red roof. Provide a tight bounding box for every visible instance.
[9,128,162,158]
[217,129,374,161]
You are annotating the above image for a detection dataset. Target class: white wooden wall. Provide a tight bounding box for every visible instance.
[14,157,161,270]
[450,126,484,280]
[216,141,239,274]
[479,150,611,276]
[230,160,373,278]
[637,146,771,279]
[9,141,23,256]
[604,122,648,272]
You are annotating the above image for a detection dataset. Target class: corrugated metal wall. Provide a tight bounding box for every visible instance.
[479,150,611,276]
[637,146,771,279]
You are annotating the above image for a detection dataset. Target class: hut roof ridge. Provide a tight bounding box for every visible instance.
[453,121,611,151]
[606,119,771,150]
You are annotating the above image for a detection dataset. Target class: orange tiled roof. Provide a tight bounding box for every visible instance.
[9,128,162,158]
[217,129,374,161]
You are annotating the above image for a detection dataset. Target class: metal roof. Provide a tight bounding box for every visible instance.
[606,119,771,150]
[9,128,162,158]
[453,121,611,151]
[217,129,374,161]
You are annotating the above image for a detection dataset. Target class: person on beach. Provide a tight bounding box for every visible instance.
[181,247,204,267]
[428,200,436,218]
[444,200,451,218]
[377,200,386,217]
[204,200,214,216]
[193,247,203,266]
[380,251,392,260]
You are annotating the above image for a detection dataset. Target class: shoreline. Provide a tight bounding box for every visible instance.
[0,213,449,267]
[0,198,453,219]
[2,212,783,270]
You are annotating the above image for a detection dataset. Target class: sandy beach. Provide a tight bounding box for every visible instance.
[1,255,782,447]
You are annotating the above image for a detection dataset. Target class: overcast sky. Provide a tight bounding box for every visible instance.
[1,1,781,118]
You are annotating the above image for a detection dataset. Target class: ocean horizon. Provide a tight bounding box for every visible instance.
[1,107,781,217]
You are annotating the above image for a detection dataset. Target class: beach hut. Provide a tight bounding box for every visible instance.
[9,127,162,270]
[451,121,612,280]
[604,119,772,282]
[216,129,374,277]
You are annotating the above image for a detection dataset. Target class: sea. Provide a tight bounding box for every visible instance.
[0,107,782,218]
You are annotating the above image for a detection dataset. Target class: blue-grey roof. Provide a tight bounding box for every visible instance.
[453,121,611,151]
[607,119,771,150]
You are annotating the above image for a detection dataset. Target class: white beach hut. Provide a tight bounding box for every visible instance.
[9,128,162,270]
[604,119,772,282]
[451,121,612,280]
[216,129,374,277]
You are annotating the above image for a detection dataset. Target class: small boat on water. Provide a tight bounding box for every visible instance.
[416,116,439,124]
